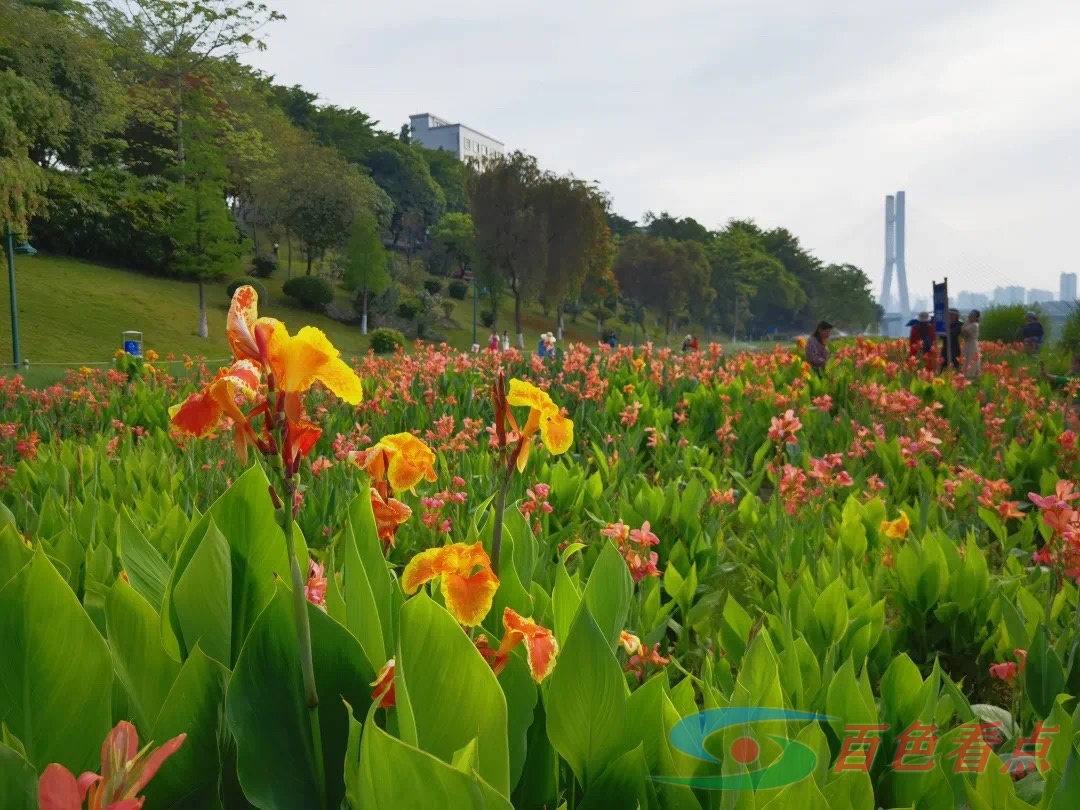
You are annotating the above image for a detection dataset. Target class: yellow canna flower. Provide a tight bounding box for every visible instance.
[401,542,499,627]
[880,513,910,539]
[361,433,438,493]
[505,379,574,471]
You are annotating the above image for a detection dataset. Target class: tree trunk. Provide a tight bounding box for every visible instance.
[306,251,313,276]
[175,62,185,168]
[197,279,208,338]
[361,290,369,335]
[557,305,564,340]
[515,293,524,349]
[286,231,292,278]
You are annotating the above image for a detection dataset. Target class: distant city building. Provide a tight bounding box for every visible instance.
[911,296,930,313]
[993,286,1026,305]
[1028,289,1056,304]
[1061,272,1078,303]
[409,113,504,163]
[955,291,990,310]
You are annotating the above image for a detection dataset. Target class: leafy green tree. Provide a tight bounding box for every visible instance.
[0,0,125,168]
[167,151,243,337]
[420,147,468,213]
[0,69,64,228]
[643,211,710,243]
[362,137,445,242]
[342,213,388,335]
[615,234,710,338]
[606,211,638,240]
[311,104,378,163]
[89,0,284,168]
[468,151,546,347]
[430,212,475,278]
[807,263,879,332]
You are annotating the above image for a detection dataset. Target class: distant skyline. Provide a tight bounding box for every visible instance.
[244,0,1080,299]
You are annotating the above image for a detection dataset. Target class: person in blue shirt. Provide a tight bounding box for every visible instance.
[1021,312,1045,354]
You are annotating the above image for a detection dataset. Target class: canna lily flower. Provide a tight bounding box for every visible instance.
[38,720,185,810]
[305,558,327,609]
[505,379,574,471]
[168,360,262,460]
[361,433,438,492]
[401,542,499,627]
[619,630,642,655]
[283,418,323,473]
[226,286,363,418]
[372,658,396,708]
[371,489,413,547]
[491,608,559,682]
[263,321,364,421]
[880,513,910,539]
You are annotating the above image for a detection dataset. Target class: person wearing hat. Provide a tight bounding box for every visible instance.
[961,310,981,378]
[908,312,936,371]
[805,320,832,375]
[940,309,963,372]
[537,333,549,358]
[1021,311,1044,355]
[682,334,692,352]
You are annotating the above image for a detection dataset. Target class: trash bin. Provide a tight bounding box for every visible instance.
[122,330,143,358]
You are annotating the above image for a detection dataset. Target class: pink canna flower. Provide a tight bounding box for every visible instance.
[38,720,185,810]
[305,558,327,609]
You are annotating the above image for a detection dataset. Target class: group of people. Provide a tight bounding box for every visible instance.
[907,309,983,376]
[487,330,511,352]
[681,334,700,352]
[486,330,559,358]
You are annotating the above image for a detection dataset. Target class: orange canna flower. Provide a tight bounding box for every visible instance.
[499,608,558,682]
[225,286,363,419]
[619,630,642,655]
[169,360,262,461]
[371,488,412,546]
[371,658,396,708]
[38,720,185,810]
[283,418,323,472]
[401,542,499,627]
[505,379,574,471]
[880,513,910,539]
[361,433,438,492]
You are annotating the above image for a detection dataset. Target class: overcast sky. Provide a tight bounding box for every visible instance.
[245,0,1080,302]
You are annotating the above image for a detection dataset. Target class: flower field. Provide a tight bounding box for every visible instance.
[4,290,1080,810]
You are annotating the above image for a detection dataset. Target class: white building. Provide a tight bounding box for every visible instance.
[409,113,504,163]
[1061,272,1077,303]
[1028,288,1056,304]
[993,286,1026,305]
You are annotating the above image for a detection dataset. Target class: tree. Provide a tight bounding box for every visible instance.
[606,211,638,240]
[0,69,64,228]
[533,173,611,338]
[362,138,445,242]
[615,234,710,338]
[643,211,710,243]
[430,212,475,278]
[167,170,243,338]
[420,146,468,213]
[398,122,410,143]
[808,264,879,331]
[89,0,284,168]
[0,0,125,168]
[468,151,546,347]
[401,207,425,262]
[342,213,388,334]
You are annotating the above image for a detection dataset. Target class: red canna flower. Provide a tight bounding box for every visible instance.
[371,658,396,708]
[38,720,185,810]
[305,558,327,609]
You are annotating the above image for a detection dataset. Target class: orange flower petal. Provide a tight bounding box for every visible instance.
[371,490,412,545]
[401,546,448,594]
[268,325,363,404]
[375,433,438,492]
[501,608,559,682]
[516,435,532,472]
[226,285,262,362]
[444,567,500,627]
[169,391,223,437]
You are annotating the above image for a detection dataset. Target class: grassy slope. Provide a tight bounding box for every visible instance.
[0,253,643,386]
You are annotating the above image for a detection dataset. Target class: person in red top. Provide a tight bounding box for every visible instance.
[690,335,699,351]
[908,312,936,371]
[488,330,500,352]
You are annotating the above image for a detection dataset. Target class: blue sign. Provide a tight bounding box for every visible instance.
[124,340,141,356]
[932,282,948,334]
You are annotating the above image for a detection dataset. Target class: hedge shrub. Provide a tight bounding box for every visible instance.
[423,279,443,295]
[370,327,405,354]
[448,279,469,300]
[282,276,334,310]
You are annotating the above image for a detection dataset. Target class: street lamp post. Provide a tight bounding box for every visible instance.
[4,224,36,369]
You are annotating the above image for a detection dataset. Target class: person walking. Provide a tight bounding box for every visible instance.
[501,330,510,351]
[940,309,962,372]
[1022,311,1045,355]
[805,320,832,376]
[488,330,500,352]
[961,310,981,378]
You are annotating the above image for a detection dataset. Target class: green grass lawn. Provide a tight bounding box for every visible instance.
[0,252,762,387]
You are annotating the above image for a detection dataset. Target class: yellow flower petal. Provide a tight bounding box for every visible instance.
[541,412,574,455]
